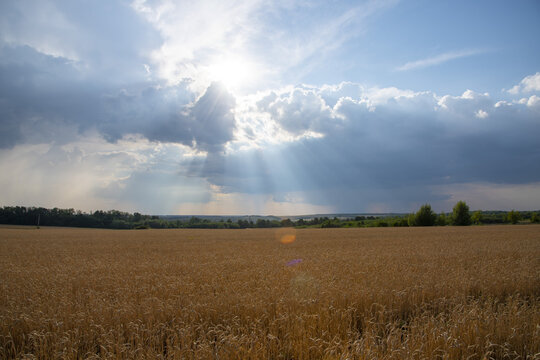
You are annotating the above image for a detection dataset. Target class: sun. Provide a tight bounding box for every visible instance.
[207,55,258,93]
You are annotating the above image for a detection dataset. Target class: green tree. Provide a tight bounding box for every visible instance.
[471,211,483,225]
[414,204,436,226]
[436,212,447,226]
[452,201,471,226]
[280,218,294,227]
[407,213,416,227]
[507,210,521,224]
[531,212,539,223]
[393,217,409,227]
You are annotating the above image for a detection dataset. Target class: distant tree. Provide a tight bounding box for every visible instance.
[237,219,249,228]
[507,210,521,224]
[280,218,294,227]
[375,220,388,227]
[531,212,539,223]
[392,217,409,227]
[452,201,471,226]
[471,211,483,225]
[110,219,130,229]
[321,219,341,228]
[436,212,447,226]
[407,213,416,227]
[414,204,436,226]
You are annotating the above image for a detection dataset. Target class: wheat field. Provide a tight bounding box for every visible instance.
[0,225,539,359]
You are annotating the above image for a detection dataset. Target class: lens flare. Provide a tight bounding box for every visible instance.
[275,228,297,244]
[286,258,302,266]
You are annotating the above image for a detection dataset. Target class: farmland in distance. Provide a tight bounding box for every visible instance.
[1,226,539,359]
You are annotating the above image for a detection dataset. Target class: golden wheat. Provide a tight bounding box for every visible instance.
[0,225,539,359]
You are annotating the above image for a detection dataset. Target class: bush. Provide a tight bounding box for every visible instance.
[452,201,471,226]
[531,212,539,223]
[507,210,521,224]
[471,211,483,225]
[413,204,436,226]
[321,219,341,228]
[436,213,447,226]
[375,220,388,227]
[392,218,409,227]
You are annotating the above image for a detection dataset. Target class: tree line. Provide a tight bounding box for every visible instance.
[0,203,538,230]
[405,201,537,226]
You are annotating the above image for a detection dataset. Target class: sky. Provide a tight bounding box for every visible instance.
[0,0,539,215]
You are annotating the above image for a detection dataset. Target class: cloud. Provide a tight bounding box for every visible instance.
[475,109,488,119]
[435,182,540,211]
[0,0,80,60]
[1,1,539,215]
[188,82,236,152]
[103,81,236,152]
[0,3,239,151]
[174,192,332,216]
[131,0,399,91]
[0,45,98,148]
[256,87,335,135]
[396,49,486,71]
[0,137,147,211]
[2,79,539,213]
[261,0,399,83]
[0,0,159,82]
[524,95,540,110]
[187,83,540,212]
[131,0,264,89]
[0,135,214,214]
[508,72,540,94]
[0,44,236,153]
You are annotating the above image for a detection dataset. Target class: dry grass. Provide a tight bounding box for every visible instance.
[0,225,539,359]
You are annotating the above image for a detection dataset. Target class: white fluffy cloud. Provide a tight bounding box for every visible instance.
[508,72,540,94]
[242,85,509,142]
[256,87,336,135]
[475,109,488,119]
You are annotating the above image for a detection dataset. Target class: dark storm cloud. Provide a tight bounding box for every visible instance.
[187,83,236,152]
[187,85,540,210]
[0,45,100,147]
[0,43,236,152]
[101,81,236,152]
[0,1,237,153]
